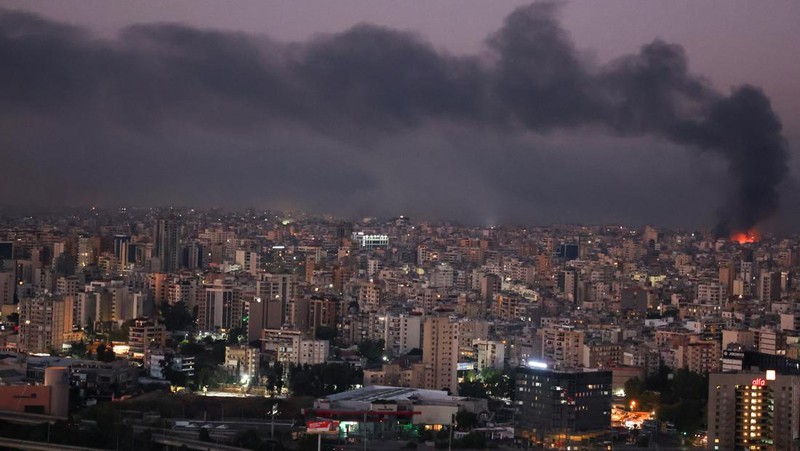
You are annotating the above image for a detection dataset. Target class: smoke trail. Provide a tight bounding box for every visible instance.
[489,4,788,233]
[0,3,789,230]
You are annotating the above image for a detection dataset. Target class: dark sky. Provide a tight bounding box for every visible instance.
[1,1,799,230]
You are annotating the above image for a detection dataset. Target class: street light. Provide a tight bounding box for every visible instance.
[270,403,279,439]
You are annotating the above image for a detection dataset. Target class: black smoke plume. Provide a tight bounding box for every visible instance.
[0,3,788,230]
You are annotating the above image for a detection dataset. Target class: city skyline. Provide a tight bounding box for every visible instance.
[2,195,800,447]
[1,1,798,231]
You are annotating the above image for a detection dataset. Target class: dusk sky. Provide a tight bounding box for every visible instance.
[2,1,799,230]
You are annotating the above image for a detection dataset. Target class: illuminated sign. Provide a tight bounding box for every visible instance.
[751,378,766,387]
[526,360,548,369]
[766,370,776,381]
[722,350,745,359]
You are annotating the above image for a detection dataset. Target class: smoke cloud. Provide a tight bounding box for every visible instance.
[0,3,789,231]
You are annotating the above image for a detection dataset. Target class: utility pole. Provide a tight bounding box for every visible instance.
[364,410,368,451]
[449,413,455,451]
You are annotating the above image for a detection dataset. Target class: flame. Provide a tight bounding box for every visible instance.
[730,229,760,244]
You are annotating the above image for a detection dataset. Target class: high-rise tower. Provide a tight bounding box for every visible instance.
[155,218,180,273]
[422,315,459,394]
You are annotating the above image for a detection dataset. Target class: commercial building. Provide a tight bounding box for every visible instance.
[308,385,487,440]
[708,371,800,450]
[515,364,612,447]
[0,367,69,417]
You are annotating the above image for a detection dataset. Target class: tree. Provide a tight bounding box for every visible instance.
[265,363,280,394]
[108,319,134,342]
[233,429,268,451]
[196,365,225,389]
[458,380,488,399]
[227,327,246,345]
[288,362,362,397]
[96,343,115,362]
[624,377,645,404]
[275,366,285,394]
[652,369,709,435]
[482,367,514,399]
[458,432,485,449]
[70,340,88,359]
[455,411,478,431]
[180,341,206,357]
[199,428,211,442]
[315,326,337,341]
[160,301,194,331]
[358,339,385,363]
[160,353,188,387]
[271,362,285,394]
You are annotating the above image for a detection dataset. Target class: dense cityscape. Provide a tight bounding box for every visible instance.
[0,207,797,449]
[2,0,799,450]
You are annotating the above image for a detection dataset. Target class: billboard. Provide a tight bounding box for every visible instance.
[306,420,340,434]
[457,362,476,371]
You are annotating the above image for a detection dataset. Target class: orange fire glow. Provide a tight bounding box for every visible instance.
[730,229,760,244]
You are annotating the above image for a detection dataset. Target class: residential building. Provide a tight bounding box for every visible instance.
[422,315,459,394]
[19,295,73,353]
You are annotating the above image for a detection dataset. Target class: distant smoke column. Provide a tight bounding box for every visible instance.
[675,87,789,234]
[488,5,789,234]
